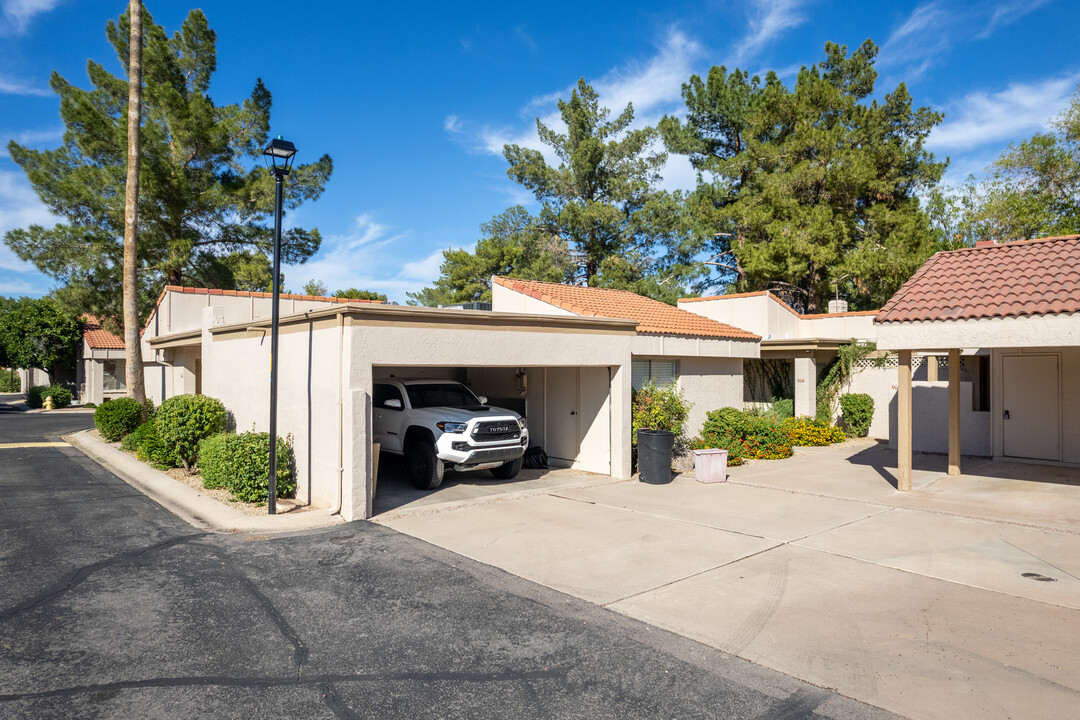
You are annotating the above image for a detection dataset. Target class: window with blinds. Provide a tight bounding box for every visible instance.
[632,360,677,390]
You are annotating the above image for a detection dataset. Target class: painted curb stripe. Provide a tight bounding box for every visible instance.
[0,442,70,449]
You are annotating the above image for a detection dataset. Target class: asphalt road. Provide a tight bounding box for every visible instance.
[0,411,896,719]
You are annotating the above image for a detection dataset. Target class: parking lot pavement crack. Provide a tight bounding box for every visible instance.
[0,532,204,621]
[206,547,309,683]
[320,680,359,720]
[603,542,787,608]
[0,669,569,704]
[998,537,1080,583]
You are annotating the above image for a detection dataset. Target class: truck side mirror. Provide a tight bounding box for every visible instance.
[384,398,402,409]
[477,395,488,405]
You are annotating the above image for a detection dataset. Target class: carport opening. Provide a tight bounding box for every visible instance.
[370,364,614,515]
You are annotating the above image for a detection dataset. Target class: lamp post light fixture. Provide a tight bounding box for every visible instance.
[262,136,297,515]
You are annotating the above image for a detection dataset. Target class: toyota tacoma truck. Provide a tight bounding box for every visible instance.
[372,379,528,489]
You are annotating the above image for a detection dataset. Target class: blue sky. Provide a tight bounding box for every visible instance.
[1,0,1078,302]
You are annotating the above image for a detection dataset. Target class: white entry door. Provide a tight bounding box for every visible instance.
[1002,355,1060,461]
[546,367,580,464]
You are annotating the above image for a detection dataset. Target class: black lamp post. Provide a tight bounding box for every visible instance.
[263,136,297,515]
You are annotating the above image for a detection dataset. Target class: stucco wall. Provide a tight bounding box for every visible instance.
[205,317,344,509]
[888,381,992,457]
[491,283,576,316]
[876,313,1080,350]
[678,357,743,437]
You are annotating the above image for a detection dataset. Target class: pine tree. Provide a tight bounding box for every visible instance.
[661,41,945,311]
[4,8,333,321]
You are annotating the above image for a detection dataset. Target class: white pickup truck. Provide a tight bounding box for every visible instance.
[372,379,529,489]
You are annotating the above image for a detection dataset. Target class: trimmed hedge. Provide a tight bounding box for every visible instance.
[199,432,295,502]
[840,393,875,437]
[27,384,71,409]
[156,394,227,469]
[119,421,178,469]
[95,397,143,442]
[700,407,792,460]
[0,370,19,393]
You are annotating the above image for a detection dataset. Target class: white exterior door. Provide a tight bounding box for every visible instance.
[1002,355,1060,461]
[545,367,580,464]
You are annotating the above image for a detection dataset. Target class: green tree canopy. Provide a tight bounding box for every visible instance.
[407,206,574,305]
[4,8,333,322]
[332,288,388,302]
[503,79,690,296]
[948,83,1080,243]
[0,298,82,377]
[661,40,946,311]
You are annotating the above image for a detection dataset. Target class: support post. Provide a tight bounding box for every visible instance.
[794,354,817,419]
[948,349,961,476]
[927,355,938,382]
[897,349,912,492]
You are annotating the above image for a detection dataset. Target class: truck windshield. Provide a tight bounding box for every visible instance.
[405,383,482,409]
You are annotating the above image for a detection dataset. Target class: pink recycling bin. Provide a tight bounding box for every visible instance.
[693,448,729,483]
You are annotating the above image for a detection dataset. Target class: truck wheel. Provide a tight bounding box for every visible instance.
[407,439,444,490]
[490,456,522,480]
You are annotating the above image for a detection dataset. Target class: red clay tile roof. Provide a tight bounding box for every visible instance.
[493,277,759,340]
[82,315,125,349]
[875,235,1080,324]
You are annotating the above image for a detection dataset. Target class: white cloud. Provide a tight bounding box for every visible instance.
[472,27,703,162]
[400,248,446,282]
[0,73,51,96]
[444,115,462,133]
[929,73,1080,152]
[729,0,806,67]
[977,0,1052,39]
[879,2,952,79]
[1,0,62,35]
[283,213,463,303]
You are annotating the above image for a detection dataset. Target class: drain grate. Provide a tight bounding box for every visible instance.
[1021,572,1057,582]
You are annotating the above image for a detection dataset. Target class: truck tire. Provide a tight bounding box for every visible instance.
[407,438,444,490]
[490,456,522,480]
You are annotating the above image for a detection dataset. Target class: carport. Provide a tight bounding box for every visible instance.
[199,303,638,520]
[876,235,1080,490]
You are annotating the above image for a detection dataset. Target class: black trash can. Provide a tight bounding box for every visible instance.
[637,429,674,484]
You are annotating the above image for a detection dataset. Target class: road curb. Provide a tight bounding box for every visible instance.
[65,429,346,534]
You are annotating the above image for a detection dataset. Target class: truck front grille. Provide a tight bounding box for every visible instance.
[473,421,521,442]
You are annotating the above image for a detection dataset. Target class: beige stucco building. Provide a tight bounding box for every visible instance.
[875,235,1080,489]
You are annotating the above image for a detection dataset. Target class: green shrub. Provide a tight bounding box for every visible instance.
[741,416,794,459]
[120,431,140,452]
[840,393,875,437]
[95,397,144,442]
[782,416,846,446]
[701,407,794,460]
[27,384,71,409]
[769,398,794,420]
[0,370,20,393]
[631,380,691,446]
[130,421,179,469]
[197,433,233,489]
[702,407,751,438]
[690,432,746,466]
[156,394,227,470]
[199,431,295,502]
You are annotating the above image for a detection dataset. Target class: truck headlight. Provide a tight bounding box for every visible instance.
[436,421,467,433]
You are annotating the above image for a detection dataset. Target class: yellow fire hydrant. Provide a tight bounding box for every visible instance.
[43,395,54,411]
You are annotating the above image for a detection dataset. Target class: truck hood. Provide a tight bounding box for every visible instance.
[409,405,522,424]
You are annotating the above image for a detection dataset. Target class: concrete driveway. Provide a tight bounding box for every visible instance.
[377,439,1080,720]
